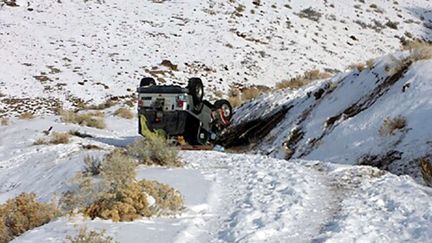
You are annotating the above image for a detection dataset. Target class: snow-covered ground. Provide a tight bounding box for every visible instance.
[1,0,431,112]
[1,116,431,242]
[1,0,432,242]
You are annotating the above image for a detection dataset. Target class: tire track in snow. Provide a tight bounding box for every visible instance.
[180,152,343,243]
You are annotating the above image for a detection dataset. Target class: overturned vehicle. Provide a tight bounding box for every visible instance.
[137,77,232,145]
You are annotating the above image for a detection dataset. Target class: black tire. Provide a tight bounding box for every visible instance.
[140,77,156,87]
[187,78,204,113]
[214,99,233,120]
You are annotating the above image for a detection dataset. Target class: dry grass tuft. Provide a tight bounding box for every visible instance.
[387,40,432,75]
[0,193,60,242]
[420,158,432,187]
[85,100,117,110]
[348,63,367,72]
[100,149,137,189]
[366,58,376,69]
[33,132,71,145]
[127,132,181,167]
[227,86,270,107]
[379,115,407,136]
[19,112,34,120]
[65,227,118,243]
[275,69,332,90]
[33,137,47,145]
[50,132,71,144]
[61,110,106,129]
[114,107,134,119]
[401,39,432,61]
[1,118,9,126]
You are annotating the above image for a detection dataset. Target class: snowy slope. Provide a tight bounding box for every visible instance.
[1,117,431,242]
[1,0,432,113]
[229,52,432,184]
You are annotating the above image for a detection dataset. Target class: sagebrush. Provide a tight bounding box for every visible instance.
[113,107,134,119]
[60,149,183,222]
[127,132,181,167]
[33,132,71,145]
[19,112,34,120]
[378,115,407,136]
[275,69,332,90]
[420,158,432,187]
[228,86,270,107]
[0,193,60,243]
[65,227,118,243]
[0,118,9,126]
[61,110,106,129]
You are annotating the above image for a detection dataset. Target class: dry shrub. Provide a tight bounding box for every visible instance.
[0,193,60,242]
[61,149,183,222]
[86,111,105,117]
[275,69,332,90]
[65,227,118,243]
[407,42,432,62]
[84,182,152,222]
[1,118,9,126]
[228,95,242,108]
[401,39,430,50]
[366,58,376,69]
[61,110,106,129]
[50,132,71,144]
[379,115,407,136]
[140,180,184,214]
[0,217,10,243]
[113,107,134,119]
[33,137,47,145]
[83,156,102,176]
[399,39,432,64]
[127,133,181,167]
[420,158,432,187]
[241,87,260,101]
[85,100,116,110]
[59,150,135,215]
[34,132,70,145]
[19,112,34,120]
[100,149,137,189]
[227,86,270,107]
[348,63,366,72]
[387,40,432,76]
[124,99,135,107]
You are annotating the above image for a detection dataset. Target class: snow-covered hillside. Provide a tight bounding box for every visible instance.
[227,50,432,184]
[1,0,432,112]
[1,0,432,242]
[1,117,431,242]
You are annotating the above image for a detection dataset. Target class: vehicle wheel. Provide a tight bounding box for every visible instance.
[214,99,233,120]
[187,78,204,113]
[140,77,156,87]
